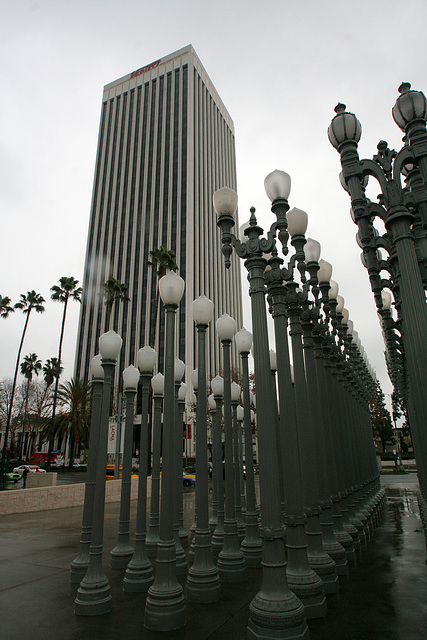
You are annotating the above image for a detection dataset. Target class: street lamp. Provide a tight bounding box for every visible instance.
[146,372,164,558]
[328,90,427,498]
[75,329,122,616]
[123,346,156,591]
[174,357,188,573]
[235,328,262,567]
[215,186,308,639]
[216,313,246,583]
[144,271,186,632]
[110,364,140,570]
[70,354,104,583]
[211,375,225,553]
[231,380,245,541]
[186,295,221,603]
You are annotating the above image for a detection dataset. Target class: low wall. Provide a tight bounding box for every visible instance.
[27,472,57,488]
[0,476,148,516]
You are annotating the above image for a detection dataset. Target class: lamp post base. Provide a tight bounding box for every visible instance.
[69,556,88,584]
[74,578,111,616]
[109,543,134,569]
[247,591,308,640]
[286,569,327,620]
[143,539,186,631]
[217,520,247,582]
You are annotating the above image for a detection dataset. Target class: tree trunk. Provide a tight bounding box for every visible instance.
[1,311,31,478]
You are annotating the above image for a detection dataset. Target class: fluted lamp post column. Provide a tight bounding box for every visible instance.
[75,330,122,616]
[216,313,247,582]
[186,295,221,602]
[146,372,164,558]
[211,375,226,552]
[123,346,156,591]
[215,185,308,640]
[144,272,186,632]
[174,357,188,573]
[110,364,140,569]
[235,328,262,567]
[70,355,104,583]
[231,381,245,541]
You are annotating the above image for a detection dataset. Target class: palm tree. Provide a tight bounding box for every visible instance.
[0,295,15,319]
[19,353,42,459]
[46,277,82,470]
[147,246,178,349]
[51,378,91,469]
[1,291,45,479]
[103,277,130,331]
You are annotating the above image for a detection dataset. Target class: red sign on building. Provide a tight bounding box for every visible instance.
[130,60,161,79]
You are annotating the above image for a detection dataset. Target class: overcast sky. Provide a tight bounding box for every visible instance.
[1,0,426,414]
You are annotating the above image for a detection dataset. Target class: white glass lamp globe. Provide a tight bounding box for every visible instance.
[286,207,308,237]
[192,295,214,325]
[213,186,238,217]
[336,295,345,313]
[123,364,140,390]
[151,372,164,395]
[318,259,333,283]
[90,354,104,380]
[264,170,291,201]
[328,280,339,299]
[137,345,157,373]
[208,394,216,410]
[99,329,122,361]
[216,313,237,340]
[305,238,321,262]
[159,271,185,305]
[342,308,349,325]
[235,327,253,354]
[174,357,185,383]
[191,368,198,390]
[381,290,392,310]
[236,405,244,421]
[178,382,187,401]
[211,375,224,397]
[231,381,241,402]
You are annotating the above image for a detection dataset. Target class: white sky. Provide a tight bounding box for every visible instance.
[1,0,426,415]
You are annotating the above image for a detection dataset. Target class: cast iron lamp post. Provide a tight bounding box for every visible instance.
[70,355,104,583]
[215,186,308,640]
[216,313,247,582]
[110,364,140,570]
[211,375,226,552]
[123,346,156,591]
[263,195,328,614]
[146,372,164,558]
[144,271,186,632]
[231,380,245,541]
[173,357,188,573]
[74,329,122,616]
[328,91,427,496]
[208,392,218,532]
[186,295,221,602]
[235,328,262,567]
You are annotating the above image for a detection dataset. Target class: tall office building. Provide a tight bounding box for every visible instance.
[75,45,243,384]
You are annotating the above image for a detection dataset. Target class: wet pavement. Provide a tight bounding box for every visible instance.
[0,474,425,640]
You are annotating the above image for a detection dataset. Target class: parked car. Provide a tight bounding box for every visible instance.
[5,471,21,483]
[183,473,196,487]
[13,465,46,476]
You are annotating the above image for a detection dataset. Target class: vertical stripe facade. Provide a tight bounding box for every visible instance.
[75,46,242,387]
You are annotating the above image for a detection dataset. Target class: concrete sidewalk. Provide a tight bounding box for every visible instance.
[0,475,426,640]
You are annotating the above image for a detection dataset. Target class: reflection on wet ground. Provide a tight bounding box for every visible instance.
[0,474,426,640]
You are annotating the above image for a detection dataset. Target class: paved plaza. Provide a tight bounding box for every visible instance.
[1,474,426,640]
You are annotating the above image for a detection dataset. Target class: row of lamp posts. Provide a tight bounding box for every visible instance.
[327,82,427,533]
[69,170,389,637]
